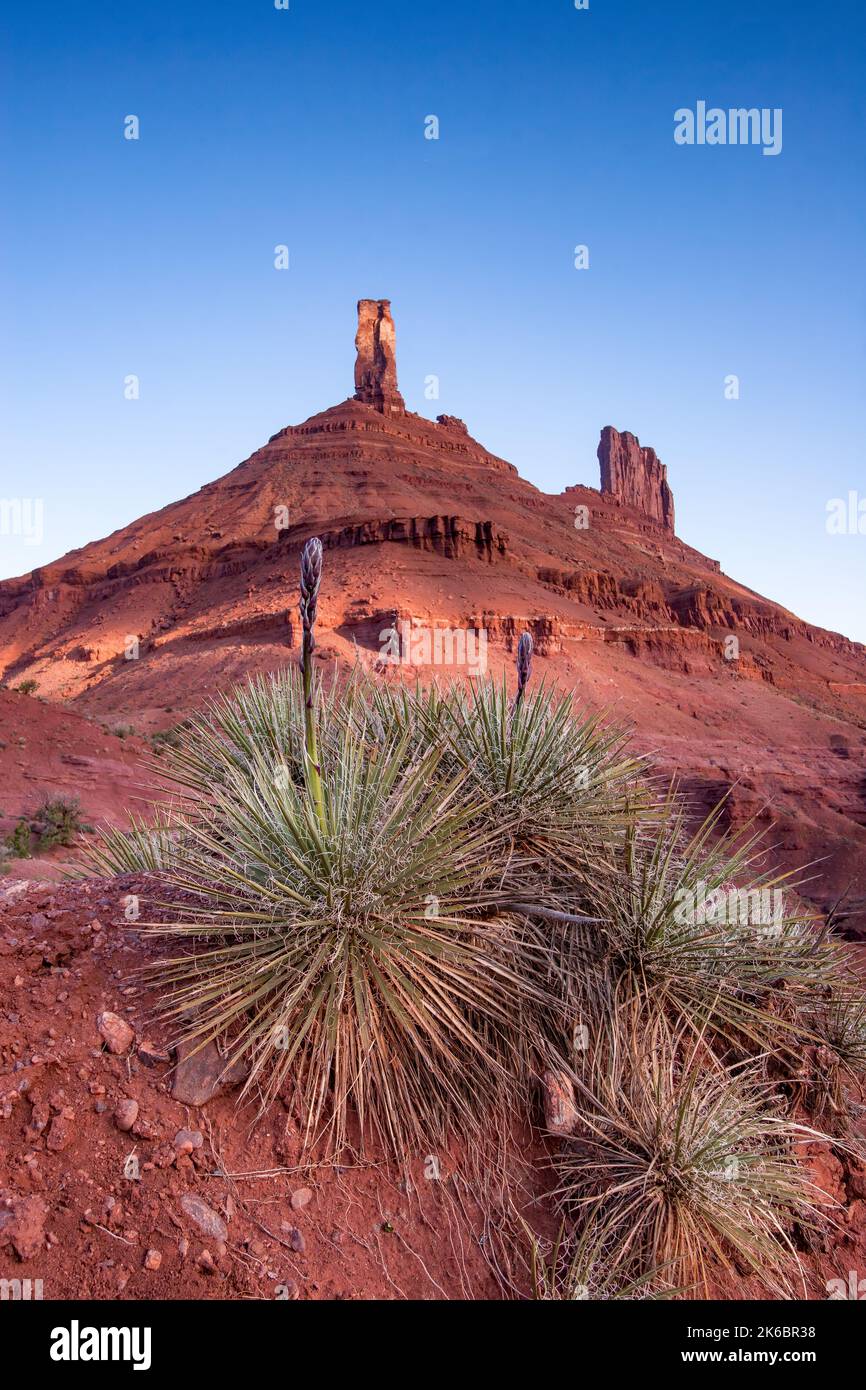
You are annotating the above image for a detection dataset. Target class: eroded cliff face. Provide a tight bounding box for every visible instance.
[598,426,676,534]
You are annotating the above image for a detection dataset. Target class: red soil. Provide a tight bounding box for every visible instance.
[0,876,519,1300]
[1,875,865,1301]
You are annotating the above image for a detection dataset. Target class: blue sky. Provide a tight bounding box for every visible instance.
[2,0,864,640]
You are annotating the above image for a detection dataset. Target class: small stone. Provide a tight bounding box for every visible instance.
[180,1193,228,1243]
[289,1227,305,1253]
[0,1194,48,1261]
[97,1012,134,1055]
[173,1128,203,1152]
[137,1041,170,1068]
[45,1111,75,1152]
[290,1187,312,1211]
[114,1099,139,1132]
[143,1249,162,1271]
[197,1248,216,1273]
[171,1039,248,1106]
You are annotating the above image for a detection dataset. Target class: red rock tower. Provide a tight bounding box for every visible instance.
[353,299,405,415]
[598,426,675,534]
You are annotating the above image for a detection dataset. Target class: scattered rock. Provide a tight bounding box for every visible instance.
[46,1109,75,1152]
[137,1040,170,1068]
[173,1128,204,1153]
[171,1039,248,1106]
[180,1193,228,1243]
[0,1193,48,1261]
[97,1011,134,1055]
[114,1099,139,1132]
[143,1248,162,1271]
[290,1187,313,1211]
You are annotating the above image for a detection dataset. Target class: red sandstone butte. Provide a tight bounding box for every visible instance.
[598,425,675,534]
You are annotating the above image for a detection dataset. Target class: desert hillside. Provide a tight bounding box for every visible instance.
[1,300,864,924]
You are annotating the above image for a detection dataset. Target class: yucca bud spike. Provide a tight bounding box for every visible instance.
[300,537,323,664]
[299,538,326,830]
[515,630,533,707]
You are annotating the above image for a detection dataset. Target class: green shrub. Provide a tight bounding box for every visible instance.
[5,819,32,858]
[34,795,84,849]
[15,679,37,696]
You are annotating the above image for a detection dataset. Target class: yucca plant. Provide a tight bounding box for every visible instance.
[553,1009,832,1297]
[784,988,866,1124]
[525,1218,679,1301]
[145,723,556,1153]
[75,806,180,876]
[574,797,851,1055]
[449,677,640,854]
[141,545,556,1155]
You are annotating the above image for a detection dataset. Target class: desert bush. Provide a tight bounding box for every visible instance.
[782,988,866,1125]
[34,794,86,848]
[149,725,185,754]
[145,717,556,1152]
[525,1216,678,1301]
[4,818,32,858]
[15,679,37,695]
[553,1010,829,1297]
[567,799,849,1057]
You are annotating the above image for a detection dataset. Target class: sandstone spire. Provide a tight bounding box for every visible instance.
[598,426,675,534]
[353,299,405,415]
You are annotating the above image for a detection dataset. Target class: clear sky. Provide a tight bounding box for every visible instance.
[2,1,864,640]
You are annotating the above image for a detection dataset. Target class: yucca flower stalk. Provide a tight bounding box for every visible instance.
[512,630,533,716]
[299,537,326,830]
